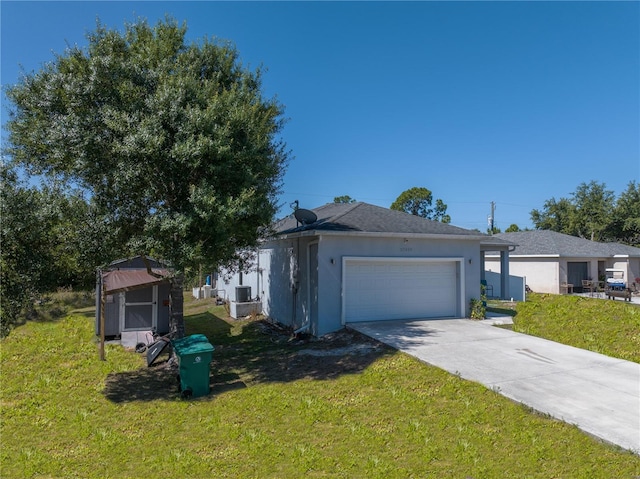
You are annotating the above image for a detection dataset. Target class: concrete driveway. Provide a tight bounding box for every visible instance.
[349,318,640,453]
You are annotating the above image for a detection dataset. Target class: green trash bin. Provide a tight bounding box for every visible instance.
[172,335,214,398]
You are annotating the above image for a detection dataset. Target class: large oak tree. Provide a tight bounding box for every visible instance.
[5,17,289,274]
[5,18,290,338]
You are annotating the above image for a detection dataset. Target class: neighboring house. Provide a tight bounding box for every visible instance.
[95,256,173,338]
[221,202,513,337]
[484,230,640,294]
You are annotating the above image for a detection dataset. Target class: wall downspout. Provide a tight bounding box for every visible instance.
[256,249,261,301]
[294,323,310,335]
[291,238,299,331]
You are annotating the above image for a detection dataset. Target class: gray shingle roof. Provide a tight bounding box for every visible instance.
[494,231,640,258]
[273,202,487,237]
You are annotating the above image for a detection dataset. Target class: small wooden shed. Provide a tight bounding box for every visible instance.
[95,257,172,339]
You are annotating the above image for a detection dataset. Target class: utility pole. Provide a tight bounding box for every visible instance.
[488,201,496,234]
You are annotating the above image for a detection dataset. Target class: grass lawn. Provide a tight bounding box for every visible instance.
[488,293,640,363]
[1,294,639,478]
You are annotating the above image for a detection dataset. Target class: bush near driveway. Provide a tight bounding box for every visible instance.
[1,298,639,478]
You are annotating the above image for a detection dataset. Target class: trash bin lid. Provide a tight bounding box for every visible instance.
[172,335,212,354]
[172,334,213,356]
[172,334,209,348]
[174,341,214,356]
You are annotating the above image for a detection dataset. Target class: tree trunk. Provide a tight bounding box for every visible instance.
[169,275,185,338]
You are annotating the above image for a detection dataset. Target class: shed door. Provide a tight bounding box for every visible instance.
[121,286,158,331]
[343,259,458,323]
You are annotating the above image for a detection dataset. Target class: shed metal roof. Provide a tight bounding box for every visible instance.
[101,268,171,294]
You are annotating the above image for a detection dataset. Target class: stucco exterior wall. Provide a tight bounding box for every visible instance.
[222,234,483,337]
[486,256,559,294]
[487,255,640,295]
[629,259,640,287]
[220,237,316,333]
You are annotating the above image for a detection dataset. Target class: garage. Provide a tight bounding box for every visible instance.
[222,202,512,336]
[342,257,461,323]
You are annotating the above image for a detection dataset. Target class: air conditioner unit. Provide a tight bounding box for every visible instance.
[235,286,251,303]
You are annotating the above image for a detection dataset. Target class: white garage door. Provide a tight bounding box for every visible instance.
[343,258,458,323]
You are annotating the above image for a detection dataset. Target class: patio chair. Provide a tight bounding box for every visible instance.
[560,282,573,294]
[581,280,593,296]
[481,279,493,298]
[595,280,605,296]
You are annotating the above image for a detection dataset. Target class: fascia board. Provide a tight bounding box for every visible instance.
[505,254,637,260]
[485,254,561,259]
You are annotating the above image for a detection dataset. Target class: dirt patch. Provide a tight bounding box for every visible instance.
[297,343,378,356]
[295,326,387,357]
[226,321,393,384]
[103,319,393,402]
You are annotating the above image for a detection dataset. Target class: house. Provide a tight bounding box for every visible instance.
[95,256,173,338]
[221,202,513,336]
[484,230,640,294]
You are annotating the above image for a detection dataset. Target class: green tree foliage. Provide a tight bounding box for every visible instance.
[530,181,639,245]
[530,197,575,235]
[0,164,115,335]
[5,17,289,274]
[610,181,640,245]
[333,195,356,204]
[570,181,615,241]
[505,224,521,233]
[1,168,38,336]
[0,167,100,335]
[390,187,451,223]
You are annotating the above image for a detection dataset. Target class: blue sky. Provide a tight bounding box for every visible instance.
[2,1,639,231]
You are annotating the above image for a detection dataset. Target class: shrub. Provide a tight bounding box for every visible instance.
[470,298,486,320]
